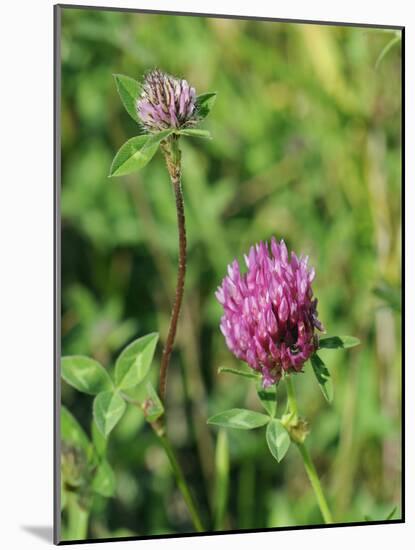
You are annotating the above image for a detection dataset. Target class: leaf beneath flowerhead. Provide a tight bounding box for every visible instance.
[61,356,113,395]
[310,354,333,403]
[109,131,172,177]
[266,418,291,462]
[318,335,360,350]
[114,332,159,390]
[207,408,269,430]
[195,92,217,119]
[113,74,141,123]
[93,391,126,438]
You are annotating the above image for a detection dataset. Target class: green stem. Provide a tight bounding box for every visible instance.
[121,393,205,532]
[285,376,333,524]
[66,494,89,540]
[285,375,298,417]
[296,442,333,524]
[157,429,205,532]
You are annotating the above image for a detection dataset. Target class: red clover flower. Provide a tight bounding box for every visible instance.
[137,69,197,132]
[216,238,324,387]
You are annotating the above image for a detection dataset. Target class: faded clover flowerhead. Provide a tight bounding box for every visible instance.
[137,69,198,133]
[216,238,324,387]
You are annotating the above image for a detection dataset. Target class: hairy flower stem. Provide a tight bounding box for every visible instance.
[159,135,186,404]
[285,377,334,524]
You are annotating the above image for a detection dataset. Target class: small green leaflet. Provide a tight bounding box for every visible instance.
[61,356,113,395]
[113,74,141,123]
[256,380,277,417]
[310,354,333,403]
[318,335,360,350]
[195,92,217,119]
[109,131,173,177]
[114,332,159,390]
[207,408,269,430]
[266,419,291,462]
[93,391,127,437]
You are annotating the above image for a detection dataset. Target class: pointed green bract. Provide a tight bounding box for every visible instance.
[92,459,116,497]
[207,408,270,430]
[318,335,360,350]
[114,332,158,390]
[113,74,141,123]
[266,419,291,462]
[256,381,277,417]
[310,354,333,403]
[218,366,259,380]
[195,92,217,119]
[93,391,126,437]
[178,129,212,139]
[61,356,113,395]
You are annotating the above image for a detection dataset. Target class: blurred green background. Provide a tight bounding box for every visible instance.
[60,6,402,540]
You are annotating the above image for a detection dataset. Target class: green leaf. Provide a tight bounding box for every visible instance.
[178,129,212,139]
[266,419,291,462]
[92,460,116,497]
[61,356,112,395]
[114,332,159,390]
[61,406,91,456]
[109,131,172,177]
[93,391,126,437]
[113,74,141,123]
[109,135,156,177]
[218,366,259,380]
[310,354,333,403]
[143,382,164,423]
[195,92,217,119]
[256,381,277,417]
[207,408,270,430]
[318,335,360,350]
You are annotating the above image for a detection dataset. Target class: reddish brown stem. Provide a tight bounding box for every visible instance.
[159,137,186,403]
